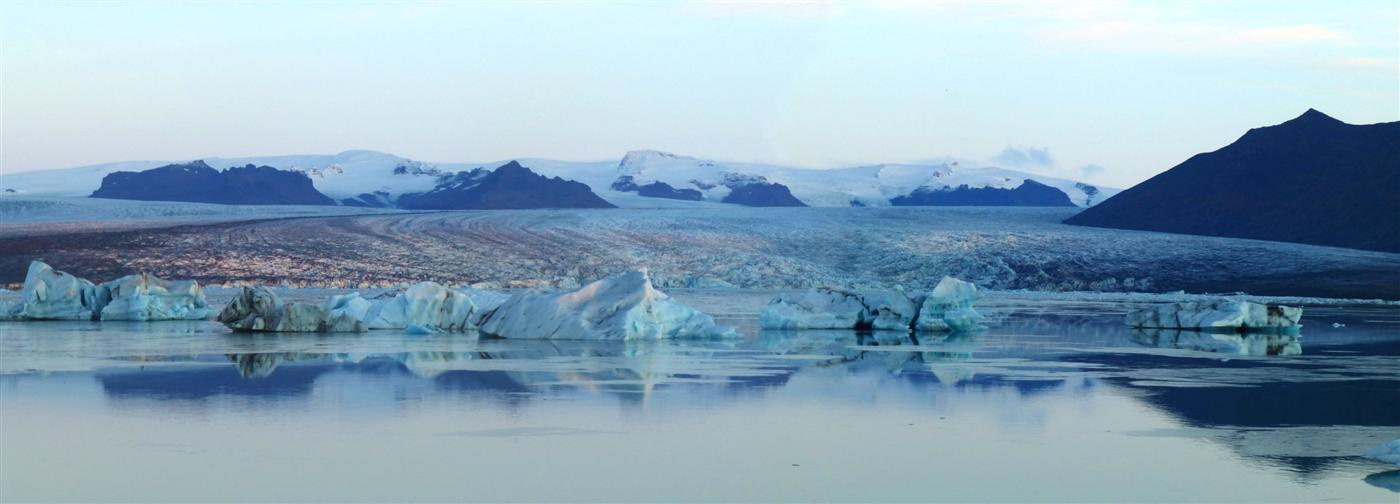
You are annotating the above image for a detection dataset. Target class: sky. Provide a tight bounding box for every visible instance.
[2,1,1396,187]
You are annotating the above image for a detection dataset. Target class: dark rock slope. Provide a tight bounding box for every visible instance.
[890,179,1076,207]
[397,161,616,210]
[90,161,335,205]
[1066,109,1400,253]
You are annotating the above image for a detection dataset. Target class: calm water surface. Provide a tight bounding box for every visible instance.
[3,293,1398,502]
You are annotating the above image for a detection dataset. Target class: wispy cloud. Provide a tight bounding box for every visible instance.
[992,145,1054,168]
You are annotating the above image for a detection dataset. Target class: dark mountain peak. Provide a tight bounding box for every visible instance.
[398,161,615,210]
[1284,108,1345,127]
[1066,112,1400,252]
[91,162,334,206]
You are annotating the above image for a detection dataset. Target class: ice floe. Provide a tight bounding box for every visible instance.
[1127,300,1302,333]
[478,270,734,340]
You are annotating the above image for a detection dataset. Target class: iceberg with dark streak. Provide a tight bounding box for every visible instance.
[478,270,733,340]
[1127,300,1302,333]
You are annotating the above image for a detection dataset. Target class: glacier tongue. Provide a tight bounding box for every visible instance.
[1126,300,1302,333]
[478,270,734,340]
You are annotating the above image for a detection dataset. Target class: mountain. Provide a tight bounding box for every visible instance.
[396,161,616,210]
[605,150,1111,207]
[1065,109,1400,253]
[90,161,336,205]
[891,179,1075,207]
[6,149,1116,209]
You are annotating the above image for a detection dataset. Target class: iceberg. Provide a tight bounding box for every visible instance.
[361,282,493,332]
[759,277,983,332]
[914,276,985,332]
[1127,300,1302,333]
[0,260,210,321]
[1367,440,1400,467]
[94,273,211,321]
[4,260,101,320]
[478,270,733,340]
[759,288,872,330]
[217,286,366,332]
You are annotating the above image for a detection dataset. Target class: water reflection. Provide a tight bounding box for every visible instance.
[4,302,1399,499]
[1130,328,1302,356]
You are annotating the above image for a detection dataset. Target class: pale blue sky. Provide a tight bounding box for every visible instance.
[2,1,1396,187]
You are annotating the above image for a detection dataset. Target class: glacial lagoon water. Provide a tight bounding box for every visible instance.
[2,292,1398,502]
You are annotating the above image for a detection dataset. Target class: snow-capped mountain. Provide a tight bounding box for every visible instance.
[2,149,1117,208]
[604,149,1116,207]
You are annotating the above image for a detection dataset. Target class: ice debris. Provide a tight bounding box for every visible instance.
[1,260,209,321]
[1126,300,1302,333]
[478,270,734,340]
[759,276,984,333]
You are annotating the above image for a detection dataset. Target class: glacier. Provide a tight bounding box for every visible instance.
[1126,300,1303,333]
[1,260,209,321]
[478,270,734,340]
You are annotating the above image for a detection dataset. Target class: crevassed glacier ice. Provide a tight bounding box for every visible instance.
[914,276,985,332]
[1367,440,1400,467]
[1127,300,1302,333]
[478,270,733,340]
[95,273,211,321]
[218,286,365,332]
[759,277,982,332]
[1,260,210,321]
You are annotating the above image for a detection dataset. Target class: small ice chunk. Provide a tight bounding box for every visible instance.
[1367,440,1400,467]
[479,270,733,340]
[404,323,436,335]
[1127,300,1302,333]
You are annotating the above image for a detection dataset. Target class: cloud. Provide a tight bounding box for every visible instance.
[1078,163,1106,177]
[992,146,1054,168]
[684,0,843,19]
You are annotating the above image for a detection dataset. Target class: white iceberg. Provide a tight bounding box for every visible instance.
[914,276,985,332]
[1367,440,1400,467]
[218,286,365,332]
[478,270,733,340]
[1127,300,1302,333]
[95,273,211,321]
